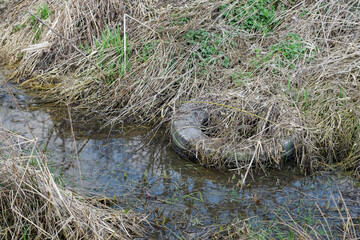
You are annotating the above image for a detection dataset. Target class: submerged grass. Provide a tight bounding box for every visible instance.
[239,194,359,240]
[0,0,359,176]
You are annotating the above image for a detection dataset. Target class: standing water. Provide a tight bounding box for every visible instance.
[0,69,359,239]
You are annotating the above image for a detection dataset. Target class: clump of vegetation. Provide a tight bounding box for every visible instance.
[220,0,291,34]
[171,14,190,26]
[79,25,130,84]
[185,29,230,69]
[0,129,147,239]
[251,33,316,70]
[231,71,252,86]
[12,24,26,33]
[28,3,51,42]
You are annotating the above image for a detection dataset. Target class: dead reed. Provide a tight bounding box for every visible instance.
[0,128,148,239]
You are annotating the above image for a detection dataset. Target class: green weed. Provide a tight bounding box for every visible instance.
[37,4,51,20]
[78,40,90,52]
[185,29,230,69]
[29,157,37,166]
[172,16,190,26]
[251,33,315,70]
[245,202,353,240]
[92,25,130,84]
[299,9,309,18]
[28,3,52,43]
[269,33,310,65]
[231,71,252,86]
[182,191,204,203]
[140,40,158,63]
[21,225,30,240]
[220,0,292,34]
[12,24,26,33]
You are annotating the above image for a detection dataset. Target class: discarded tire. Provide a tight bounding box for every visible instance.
[171,102,295,167]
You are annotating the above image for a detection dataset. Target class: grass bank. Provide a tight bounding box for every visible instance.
[0,0,359,173]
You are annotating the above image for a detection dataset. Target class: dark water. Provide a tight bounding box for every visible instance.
[0,69,359,239]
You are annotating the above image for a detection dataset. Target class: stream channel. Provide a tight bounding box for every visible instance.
[0,68,359,239]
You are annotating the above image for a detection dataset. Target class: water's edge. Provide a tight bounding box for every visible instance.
[1,70,359,238]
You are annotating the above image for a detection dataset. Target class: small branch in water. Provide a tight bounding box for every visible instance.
[66,104,83,191]
[238,141,260,191]
[123,120,164,164]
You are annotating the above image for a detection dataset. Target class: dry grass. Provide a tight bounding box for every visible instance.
[0,0,359,174]
[0,128,148,239]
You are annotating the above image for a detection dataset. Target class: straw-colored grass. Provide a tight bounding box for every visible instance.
[0,128,148,239]
[0,0,359,175]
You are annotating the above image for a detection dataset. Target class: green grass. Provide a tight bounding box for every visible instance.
[251,33,315,70]
[12,24,26,33]
[182,191,204,203]
[243,200,359,240]
[220,0,292,34]
[232,32,315,88]
[49,164,65,187]
[231,71,252,86]
[82,25,130,84]
[172,15,190,26]
[21,225,30,240]
[184,29,230,70]
[28,3,52,42]
[139,39,159,63]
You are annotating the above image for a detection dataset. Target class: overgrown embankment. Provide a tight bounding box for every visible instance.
[0,0,359,175]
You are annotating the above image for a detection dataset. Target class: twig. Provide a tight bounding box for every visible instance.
[261,104,273,133]
[66,105,83,191]
[239,141,260,191]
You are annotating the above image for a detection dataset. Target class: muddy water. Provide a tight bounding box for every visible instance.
[0,70,359,238]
